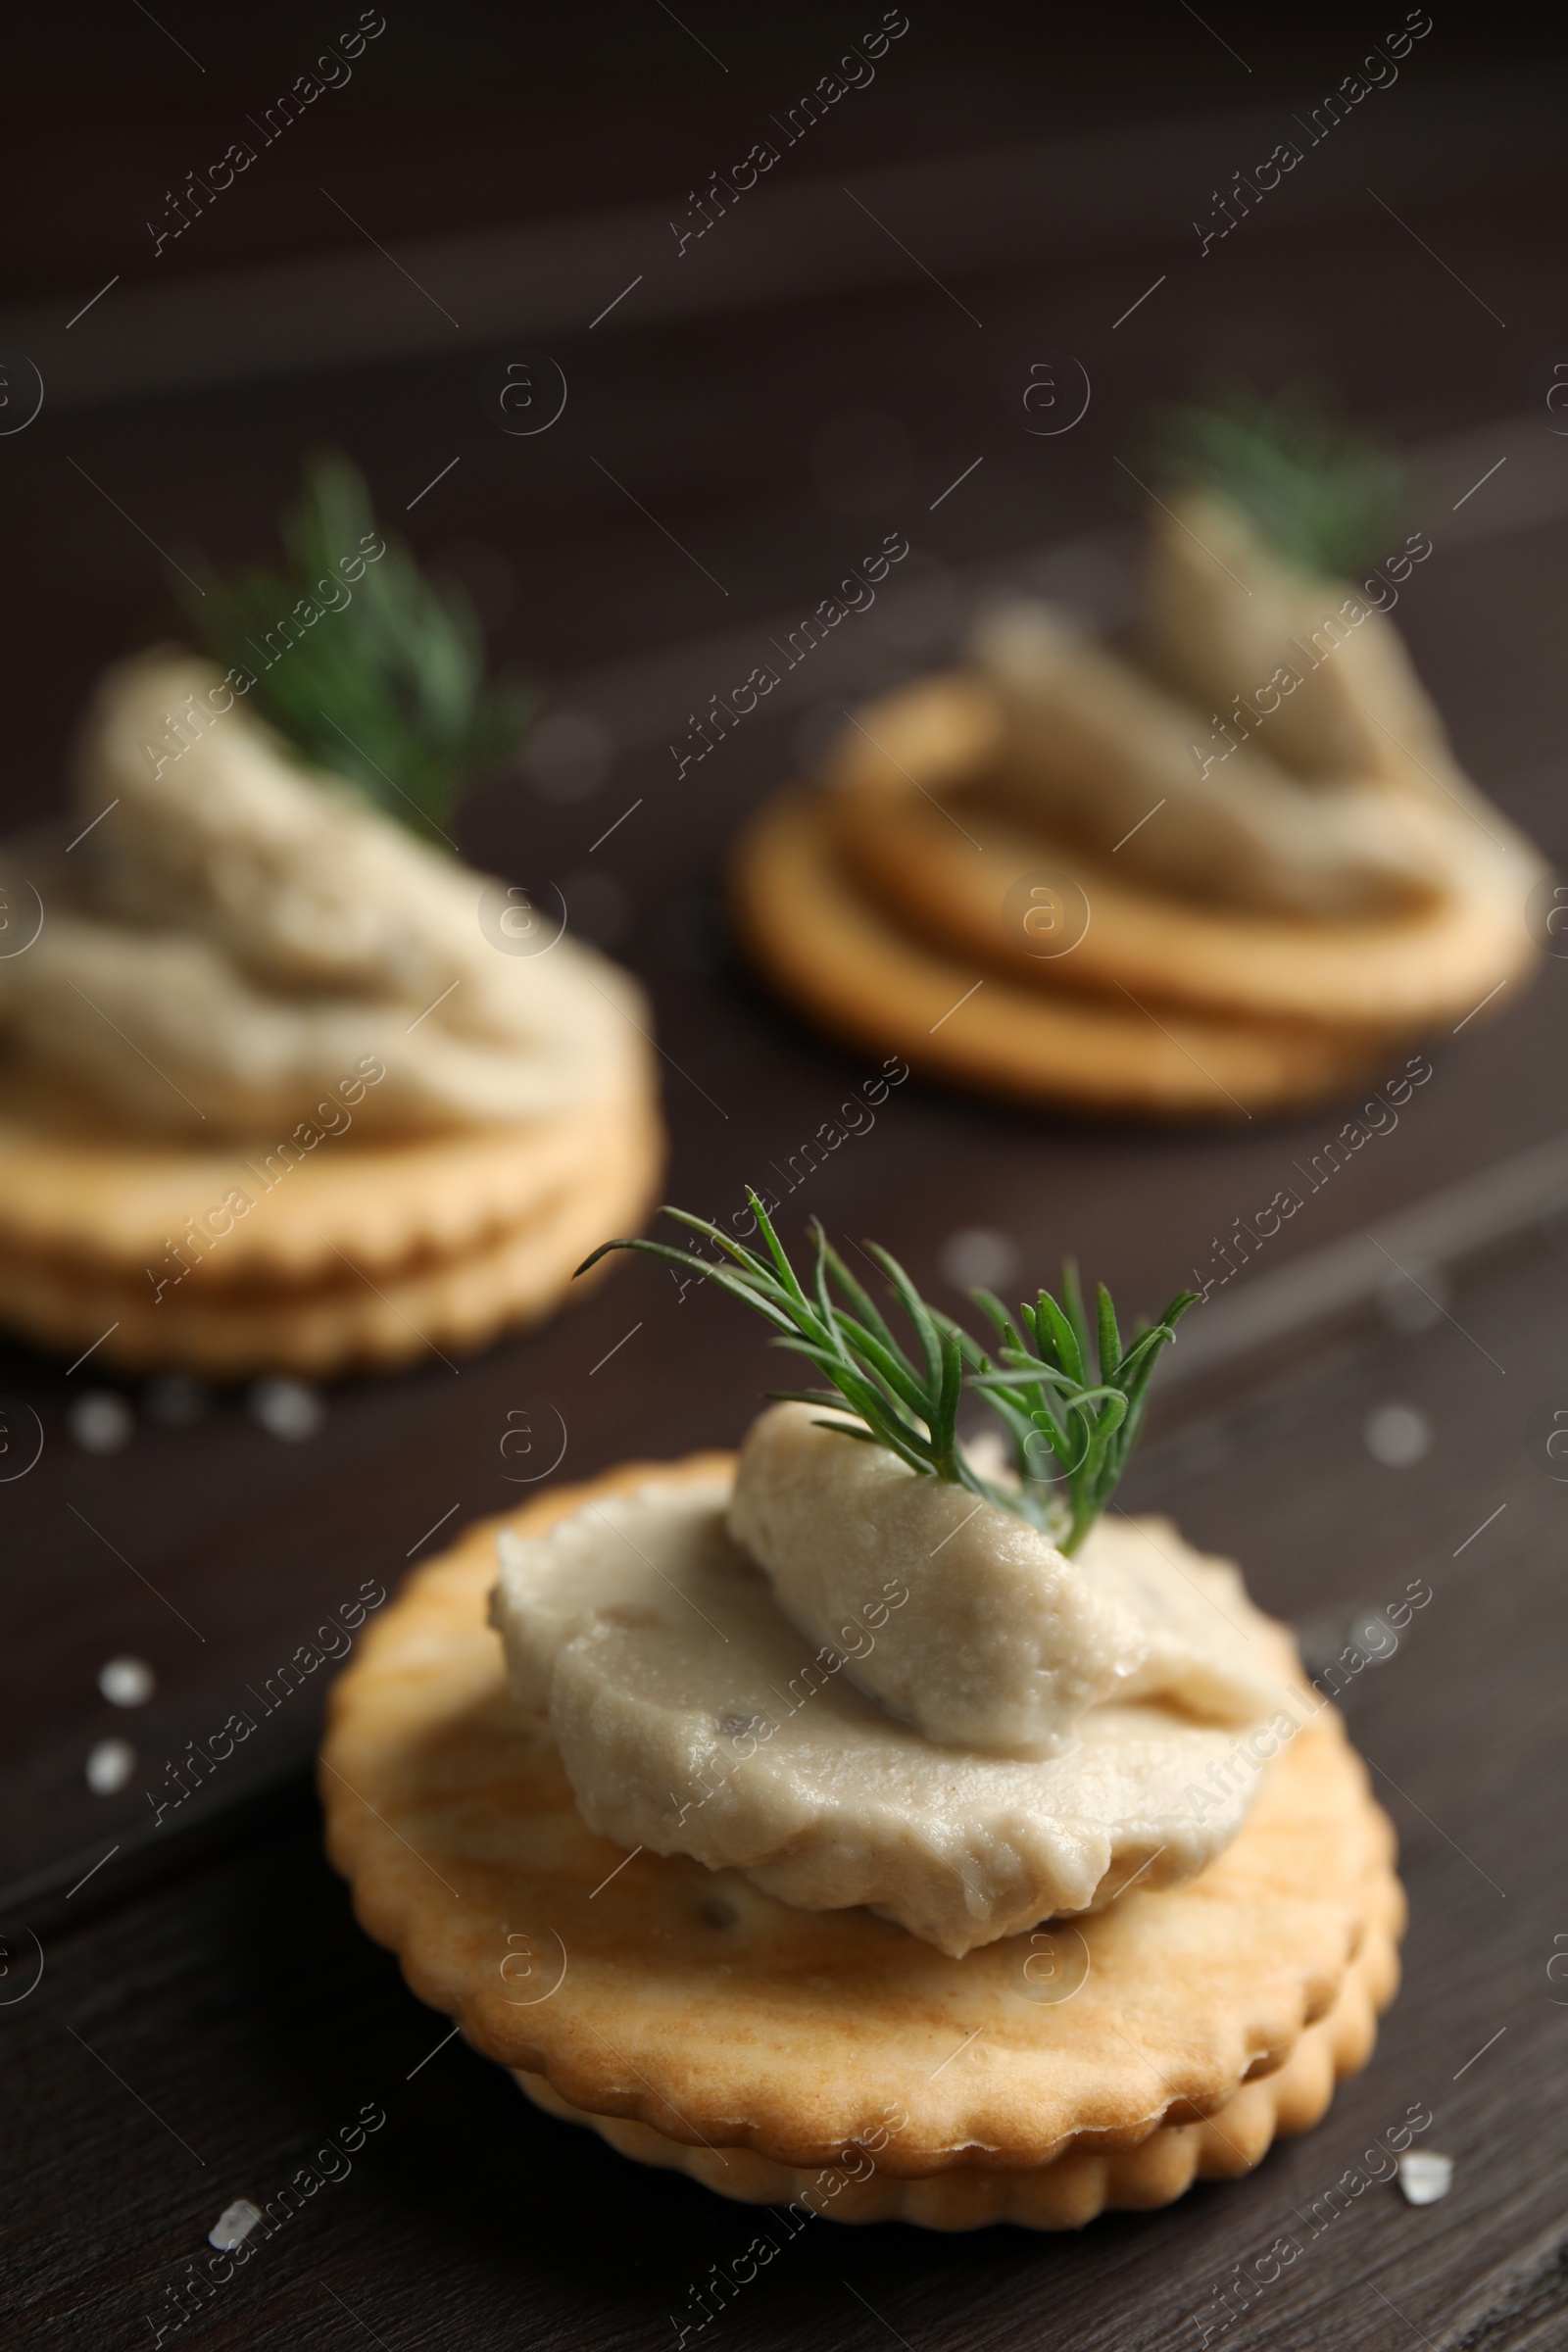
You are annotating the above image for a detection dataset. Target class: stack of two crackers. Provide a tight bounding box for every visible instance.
[735,494,1545,1122]
[322,1460,1404,2230]
[0,461,668,1383]
[0,1076,662,1378]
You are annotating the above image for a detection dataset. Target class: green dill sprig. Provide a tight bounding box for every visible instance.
[576,1195,1197,1555]
[964,1265,1197,1554]
[1138,379,1409,581]
[179,451,530,846]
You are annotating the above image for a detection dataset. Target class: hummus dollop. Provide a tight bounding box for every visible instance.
[491,1410,1299,1956]
[969,493,1543,920]
[0,652,649,1137]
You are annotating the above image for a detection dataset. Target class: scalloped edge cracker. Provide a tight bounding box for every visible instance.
[0,1096,662,1374]
[514,1913,1397,2228]
[827,692,1533,1032]
[731,788,1383,1119]
[320,1456,1403,2214]
[0,1075,656,1280]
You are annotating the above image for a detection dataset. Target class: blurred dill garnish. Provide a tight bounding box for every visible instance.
[1140,381,1411,580]
[179,452,530,846]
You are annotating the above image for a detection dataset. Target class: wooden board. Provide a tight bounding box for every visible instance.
[4,47,1568,2350]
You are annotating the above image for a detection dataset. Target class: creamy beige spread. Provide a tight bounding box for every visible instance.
[970,491,1543,919]
[729,1404,1144,1756]
[0,651,650,1137]
[727,1403,1284,1755]
[491,1411,1299,1957]
[1073,1506,1292,1723]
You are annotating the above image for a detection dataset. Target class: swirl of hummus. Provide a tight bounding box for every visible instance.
[968,491,1542,921]
[492,1403,1302,1955]
[0,652,652,1136]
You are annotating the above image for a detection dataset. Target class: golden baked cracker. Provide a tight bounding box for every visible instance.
[730,789,1383,1118]
[321,1456,1403,2195]
[0,1098,663,1375]
[826,671,1537,1034]
[830,742,1533,1034]
[513,1916,1397,2228]
[0,1070,656,1282]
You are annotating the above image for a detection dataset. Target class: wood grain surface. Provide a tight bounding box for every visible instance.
[3,19,1567,2347]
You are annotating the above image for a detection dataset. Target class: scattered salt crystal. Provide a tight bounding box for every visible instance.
[68,1392,133,1453]
[939,1227,1021,1296]
[85,1738,136,1794]
[1397,2151,1453,2205]
[246,1378,323,1442]
[1364,1401,1430,1468]
[208,2197,263,2250]
[99,1656,155,1708]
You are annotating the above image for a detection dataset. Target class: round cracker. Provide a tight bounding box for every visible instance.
[731,788,1384,1119]
[0,1069,656,1283]
[514,1919,1395,2228]
[321,1456,1403,2194]
[831,746,1537,1033]
[0,1096,663,1376]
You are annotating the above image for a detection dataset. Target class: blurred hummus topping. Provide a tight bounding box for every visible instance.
[0,651,649,1137]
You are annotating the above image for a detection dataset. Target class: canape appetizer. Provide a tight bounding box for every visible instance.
[0,458,661,1374]
[322,1200,1401,2228]
[734,387,1544,1118]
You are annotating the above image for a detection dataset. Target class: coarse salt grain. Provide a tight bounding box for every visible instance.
[68,1392,133,1453]
[85,1738,136,1794]
[1397,2151,1453,2205]
[208,2198,263,2250]
[246,1378,324,1442]
[98,1655,156,1707]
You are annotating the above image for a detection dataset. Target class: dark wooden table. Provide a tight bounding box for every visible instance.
[4,24,1568,2348]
